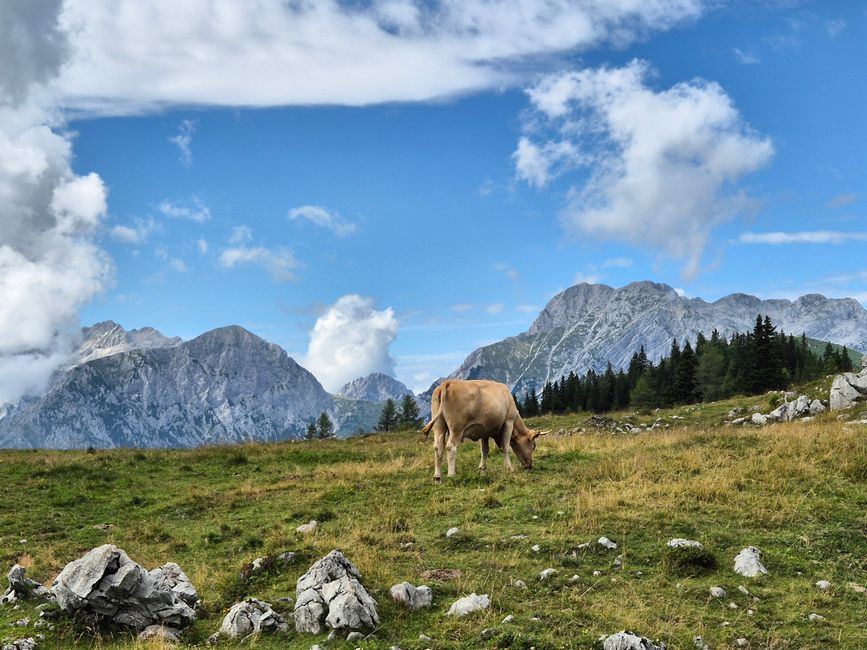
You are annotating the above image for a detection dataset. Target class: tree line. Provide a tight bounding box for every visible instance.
[518,315,854,416]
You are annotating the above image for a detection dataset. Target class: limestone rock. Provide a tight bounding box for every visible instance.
[598,536,618,550]
[389,582,432,611]
[750,413,768,426]
[137,625,181,644]
[1,638,38,650]
[603,630,666,650]
[734,547,767,578]
[49,545,196,631]
[296,520,318,534]
[218,598,289,638]
[2,566,51,605]
[445,593,490,616]
[294,550,378,634]
[709,586,726,598]
[148,562,198,609]
[667,539,703,549]
[809,400,826,416]
[830,369,867,410]
[539,568,557,580]
[445,527,460,538]
[815,580,831,590]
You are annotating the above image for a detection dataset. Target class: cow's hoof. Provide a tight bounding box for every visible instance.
[433,476,442,483]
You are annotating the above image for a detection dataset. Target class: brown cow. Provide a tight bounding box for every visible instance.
[421,379,548,481]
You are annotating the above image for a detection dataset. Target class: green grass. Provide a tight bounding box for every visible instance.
[1,405,866,649]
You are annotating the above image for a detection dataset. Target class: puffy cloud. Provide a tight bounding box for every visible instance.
[288,205,357,237]
[228,225,253,244]
[219,246,297,282]
[0,0,112,404]
[739,231,867,245]
[303,295,398,392]
[601,256,633,269]
[517,60,774,278]
[513,137,581,188]
[494,262,520,281]
[157,197,211,223]
[168,119,195,166]
[54,0,703,115]
[109,217,158,244]
[196,238,208,254]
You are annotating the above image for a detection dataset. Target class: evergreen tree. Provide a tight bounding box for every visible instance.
[317,411,334,439]
[398,394,423,429]
[377,399,398,432]
[676,341,698,403]
[523,388,540,417]
[841,347,854,372]
[305,421,318,441]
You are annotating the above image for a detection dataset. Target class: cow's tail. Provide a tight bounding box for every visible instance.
[421,382,446,437]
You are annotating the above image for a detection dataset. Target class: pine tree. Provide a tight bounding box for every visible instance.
[523,389,540,416]
[305,421,318,441]
[398,394,422,429]
[377,398,398,432]
[675,341,698,404]
[317,412,334,439]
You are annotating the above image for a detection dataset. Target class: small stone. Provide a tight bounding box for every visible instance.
[418,634,432,641]
[346,631,364,642]
[709,586,726,598]
[603,630,665,650]
[445,527,460,538]
[446,593,490,616]
[296,520,318,534]
[510,534,527,540]
[668,538,703,549]
[593,570,602,577]
[512,579,527,589]
[815,580,831,590]
[137,625,181,644]
[569,574,580,583]
[219,598,289,638]
[576,542,591,550]
[729,602,738,609]
[808,613,825,622]
[14,618,30,627]
[736,639,748,647]
[501,615,514,624]
[847,582,866,594]
[1,638,38,650]
[539,568,557,580]
[389,582,432,610]
[734,547,767,577]
[531,544,541,553]
[613,555,623,570]
[598,536,618,550]
[747,609,754,616]
[480,628,496,640]
[738,585,751,596]
[326,629,338,641]
[694,635,708,649]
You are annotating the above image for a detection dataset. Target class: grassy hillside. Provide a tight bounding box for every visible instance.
[1,396,866,649]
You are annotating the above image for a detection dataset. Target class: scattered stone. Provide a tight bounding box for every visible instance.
[510,534,527,540]
[326,629,337,641]
[667,539,703,549]
[734,547,767,578]
[49,545,196,631]
[569,574,580,583]
[808,613,825,622]
[809,400,826,416]
[728,602,738,609]
[531,544,541,553]
[815,580,831,590]
[480,628,496,640]
[738,585,751,596]
[445,593,490,617]
[296,520,318,534]
[598,536,618,550]
[693,636,708,649]
[576,542,592,550]
[241,552,297,579]
[1,638,38,650]
[501,614,514,624]
[539,568,557,580]
[603,630,666,650]
[218,598,289,638]
[736,639,748,647]
[769,395,811,422]
[137,625,181,644]
[709,586,726,598]
[511,579,527,590]
[294,550,379,635]
[389,582,432,611]
[346,631,365,642]
[2,566,51,605]
[593,570,602,577]
[418,634,432,641]
[445,527,460,538]
[747,609,754,616]
[750,413,768,426]
[613,555,623,570]
[420,568,462,582]
[92,524,113,531]
[846,582,866,594]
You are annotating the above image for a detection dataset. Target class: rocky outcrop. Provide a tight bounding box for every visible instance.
[294,550,378,635]
[389,582,432,610]
[217,598,289,638]
[2,565,51,604]
[49,545,196,631]
[603,631,666,650]
[338,373,413,403]
[830,358,867,410]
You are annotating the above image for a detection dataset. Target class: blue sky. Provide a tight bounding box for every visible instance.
[2,0,866,397]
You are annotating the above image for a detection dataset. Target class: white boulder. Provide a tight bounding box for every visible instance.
[219,598,289,638]
[830,368,867,410]
[603,631,666,650]
[667,539,703,549]
[446,593,490,616]
[734,546,767,578]
[296,520,318,534]
[389,582,432,611]
[598,536,618,550]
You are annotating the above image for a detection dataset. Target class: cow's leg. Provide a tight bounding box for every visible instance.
[433,426,447,483]
[479,437,489,472]
[446,431,461,477]
[501,420,514,472]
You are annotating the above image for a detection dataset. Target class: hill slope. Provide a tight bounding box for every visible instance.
[451,281,867,394]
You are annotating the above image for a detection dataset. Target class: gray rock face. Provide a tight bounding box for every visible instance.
[769,395,811,422]
[294,550,379,635]
[830,368,867,410]
[389,582,432,610]
[339,373,413,403]
[49,545,196,631]
[148,562,198,609]
[74,321,181,367]
[1,638,38,650]
[218,598,289,638]
[603,631,666,650]
[2,565,51,604]
[0,326,335,448]
[450,281,867,394]
[734,546,768,578]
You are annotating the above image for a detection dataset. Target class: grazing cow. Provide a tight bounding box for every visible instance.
[421,379,548,481]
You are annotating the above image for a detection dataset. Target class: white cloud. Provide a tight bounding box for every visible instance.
[485,303,505,314]
[219,245,297,282]
[304,294,398,392]
[674,287,687,297]
[450,303,474,312]
[168,119,195,166]
[738,231,867,245]
[513,137,580,188]
[228,225,253,244]
[288,205,357,237]
[155,247,188,273]
[157,197,211,223]
[828,192,857,208]
[0,0,113,404]
[110,217,158,244]
[54,1,704,116]
[196,238,208,254]
[495,262,520,281]
[517,60,774,278]
[601,256,633,269]
[732,48,759,64]
[516,304,540,313]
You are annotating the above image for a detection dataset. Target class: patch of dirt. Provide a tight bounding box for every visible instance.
[17,553,32,568]
[421,568,464,581]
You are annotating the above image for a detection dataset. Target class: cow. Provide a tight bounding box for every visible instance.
[421,379,548,481]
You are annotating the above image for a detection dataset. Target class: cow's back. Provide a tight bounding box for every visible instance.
[439,379,516,440]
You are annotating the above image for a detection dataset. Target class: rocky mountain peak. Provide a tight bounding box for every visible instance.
[338,372,413,403]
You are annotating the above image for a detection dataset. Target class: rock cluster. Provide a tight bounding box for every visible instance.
[217,598,289,638]
[830,358,867,410]
[603,630,666,650]
[1,638,39,650]
[294,550,379,635]
[730,395,825,426]
[1,566,50,605]
[49,545,197,631]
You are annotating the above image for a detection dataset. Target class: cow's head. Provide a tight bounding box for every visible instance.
[510,429,550,469]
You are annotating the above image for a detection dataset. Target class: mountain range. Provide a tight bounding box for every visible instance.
[2,281,865,448]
